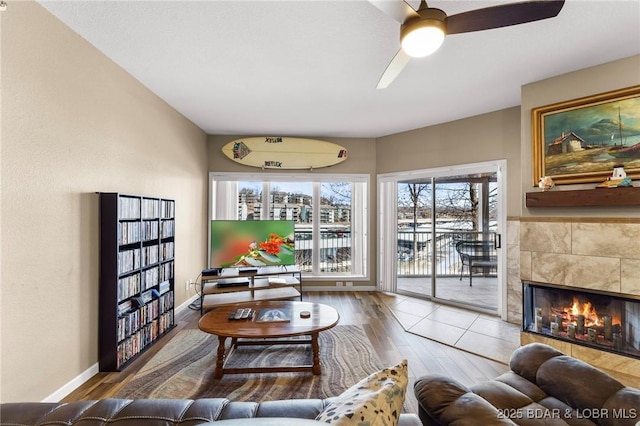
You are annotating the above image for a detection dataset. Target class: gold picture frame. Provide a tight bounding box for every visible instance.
[532,86,640,185]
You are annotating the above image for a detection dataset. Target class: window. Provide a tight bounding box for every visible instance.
[210,172,368,279]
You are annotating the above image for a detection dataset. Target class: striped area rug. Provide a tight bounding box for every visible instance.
[115,325,383,401]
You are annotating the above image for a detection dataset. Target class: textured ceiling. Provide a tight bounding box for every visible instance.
[38,0,640,138]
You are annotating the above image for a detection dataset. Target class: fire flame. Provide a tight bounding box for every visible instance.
[568,298,600,327]
[545,297,622,344]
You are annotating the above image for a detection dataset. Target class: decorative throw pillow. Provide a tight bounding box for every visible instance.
[315,359,408,426]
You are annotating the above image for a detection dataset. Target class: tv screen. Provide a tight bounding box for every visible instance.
[210,220,295,269]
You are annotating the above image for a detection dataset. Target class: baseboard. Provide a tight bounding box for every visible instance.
[43,293,200,402]
[42,362,99,402]
[176,293,199,313]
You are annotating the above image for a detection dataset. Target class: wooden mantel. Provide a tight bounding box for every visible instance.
[525,186,640,207]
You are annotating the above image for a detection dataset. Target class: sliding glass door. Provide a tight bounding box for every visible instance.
[379,161,505,316]
[396,180,432,294]
[431,173,499,311]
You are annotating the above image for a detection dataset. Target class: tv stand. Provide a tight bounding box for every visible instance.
[200,266,302,314]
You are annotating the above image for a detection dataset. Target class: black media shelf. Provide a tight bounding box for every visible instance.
[98,192,176,372]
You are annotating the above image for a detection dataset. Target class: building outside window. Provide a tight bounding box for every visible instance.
[210,173,368,279]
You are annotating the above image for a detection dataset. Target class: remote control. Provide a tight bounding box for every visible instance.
[234,309,244,320]
[241,308,252,319]
[228,310,237,320]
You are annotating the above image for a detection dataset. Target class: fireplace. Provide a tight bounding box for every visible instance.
[522,281,640,360]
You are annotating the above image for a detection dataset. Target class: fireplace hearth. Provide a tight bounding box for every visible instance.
[522,281,640,360]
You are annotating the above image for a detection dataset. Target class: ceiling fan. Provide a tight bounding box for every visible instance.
[369,0,565,88]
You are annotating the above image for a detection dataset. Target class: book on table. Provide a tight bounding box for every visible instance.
[256,307,291,322]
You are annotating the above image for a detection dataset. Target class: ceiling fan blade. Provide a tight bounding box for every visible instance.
[368,0,419,24]
[377,49,412,89]
[446,0,565,35]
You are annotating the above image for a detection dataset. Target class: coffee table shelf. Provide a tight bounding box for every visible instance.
[200,267,302,314]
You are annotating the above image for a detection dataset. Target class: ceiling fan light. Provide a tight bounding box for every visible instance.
[401,22,445,58]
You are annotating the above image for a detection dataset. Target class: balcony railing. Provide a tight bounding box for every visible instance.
[397,230,497,277]
[294,229,352,273]
[292,228,495,277]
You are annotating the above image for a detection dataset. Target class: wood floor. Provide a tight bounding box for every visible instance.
[63,291,510,415]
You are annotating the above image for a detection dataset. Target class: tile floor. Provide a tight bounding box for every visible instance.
[383,293,521,364]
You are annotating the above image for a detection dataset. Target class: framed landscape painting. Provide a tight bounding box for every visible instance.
[532,86,640,185]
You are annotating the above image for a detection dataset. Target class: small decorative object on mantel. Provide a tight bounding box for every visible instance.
[612,164,627,179]
[538,176,555,191]
[596,163,634,188]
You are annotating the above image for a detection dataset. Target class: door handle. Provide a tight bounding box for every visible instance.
[494,233,501,249]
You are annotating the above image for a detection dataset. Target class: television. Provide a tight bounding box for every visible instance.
[210,220,295,269]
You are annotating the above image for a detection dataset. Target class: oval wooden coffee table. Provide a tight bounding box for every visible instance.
[199,300,339,379]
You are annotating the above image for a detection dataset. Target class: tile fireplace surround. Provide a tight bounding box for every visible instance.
[508,217,640,383]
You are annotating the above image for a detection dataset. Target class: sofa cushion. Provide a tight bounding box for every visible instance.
[414,375,468,423]
[494,371,548,403]
[254,399,331,419]
[601,387,640,426]
[509,343,563,384]
[534,397,597,426]
[536,355,625,412]
[315,359,408,426]
[204,419,325,425]
[433,392,518,426]
[414,375,517,426]
[472,380,534,410]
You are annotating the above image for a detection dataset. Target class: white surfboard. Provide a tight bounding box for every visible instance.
[222,137,348,169]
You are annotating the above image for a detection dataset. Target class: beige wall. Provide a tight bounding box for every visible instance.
[377,107,522,216]
[520,55,640,218]
[506,56,640,326]
[514,56,640,373]
[513,55,640,312]
[208,135,377,287]
[1,2,209,402]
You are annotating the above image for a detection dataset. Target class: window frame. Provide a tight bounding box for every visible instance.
[209,172,369,280]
